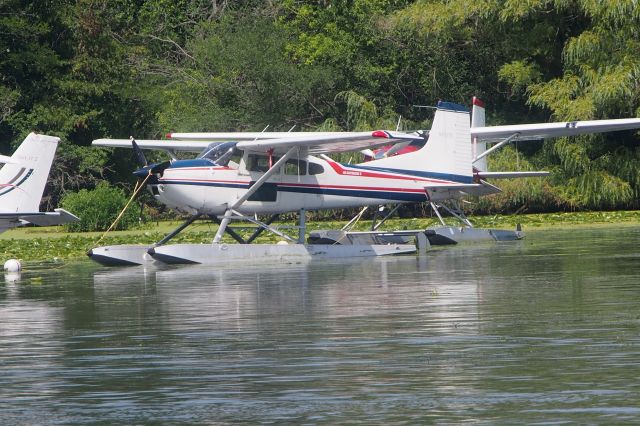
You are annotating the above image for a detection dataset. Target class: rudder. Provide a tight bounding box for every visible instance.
[471,96,488,172]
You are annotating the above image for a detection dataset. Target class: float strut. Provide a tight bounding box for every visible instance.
[210,215,247,244]
[153,213,201,247]
[430,202,447,226]
[298,208,306,244]
[246,214,280,244]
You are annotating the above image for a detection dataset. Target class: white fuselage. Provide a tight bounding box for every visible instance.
[150,153,462,216]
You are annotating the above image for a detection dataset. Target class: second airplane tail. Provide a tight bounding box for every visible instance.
[0,133,60,213]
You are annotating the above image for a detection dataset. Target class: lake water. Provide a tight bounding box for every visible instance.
[1,226,639,423]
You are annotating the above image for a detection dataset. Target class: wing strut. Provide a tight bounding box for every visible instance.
[473,132,520,163]
[213,146,298,243]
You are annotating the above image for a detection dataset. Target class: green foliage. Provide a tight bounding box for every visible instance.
[151,12,337,132]
[498,60,542,96]
[560,170,633,210]
[471,146,562,214]
[2,0,640,216]
[334,91,378,130]
[60,182,141,232]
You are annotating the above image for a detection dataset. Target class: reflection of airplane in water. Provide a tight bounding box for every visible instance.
[90,254,492,335]
[90,98,640,266]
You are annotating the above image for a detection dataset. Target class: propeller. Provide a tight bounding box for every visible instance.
[131,137,171,179]
[131,137,148,167]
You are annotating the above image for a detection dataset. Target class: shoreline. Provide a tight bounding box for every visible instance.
[2,210,639,263]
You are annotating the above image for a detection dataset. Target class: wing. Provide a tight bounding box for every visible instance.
[92,139,211,152]
[168,131,362,141]
[472,118,640,143]
[93,131,424,156]
[236,131,424,155]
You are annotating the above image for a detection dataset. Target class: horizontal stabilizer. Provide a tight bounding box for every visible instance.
[0,208,79,227]
[0,154,16,164]
[477,171,550,179]
[424,181,501,199]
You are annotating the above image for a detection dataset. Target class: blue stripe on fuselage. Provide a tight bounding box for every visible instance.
[158,180,425,202]
[160,180,248,190]
[278,185,425,202]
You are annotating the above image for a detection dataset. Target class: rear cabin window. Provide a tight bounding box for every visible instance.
[284,159,307,175]
[308,162,324,175]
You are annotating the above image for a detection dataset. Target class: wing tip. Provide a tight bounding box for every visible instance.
[372,130,391,138]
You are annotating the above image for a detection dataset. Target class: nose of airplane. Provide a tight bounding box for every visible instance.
[133,166,151,178]
[133,161,171,178]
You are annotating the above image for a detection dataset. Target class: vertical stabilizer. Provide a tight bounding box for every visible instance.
[367,101,473,183]
[471,96,488,172]
[0,133,60,213]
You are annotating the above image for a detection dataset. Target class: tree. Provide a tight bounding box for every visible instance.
[387,0,640,210]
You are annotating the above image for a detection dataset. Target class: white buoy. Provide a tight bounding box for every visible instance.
[4,259,22,272]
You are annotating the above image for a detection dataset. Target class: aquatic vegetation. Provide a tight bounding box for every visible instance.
[1,211,638,262]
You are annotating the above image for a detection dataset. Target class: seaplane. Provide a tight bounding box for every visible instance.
[89,98,640,266]
[1,133,79,235]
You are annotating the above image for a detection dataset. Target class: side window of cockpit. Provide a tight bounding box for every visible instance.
[284,159,307,175]
[198,142,240,169]
[308,162,324,175]
[227,152,241,169]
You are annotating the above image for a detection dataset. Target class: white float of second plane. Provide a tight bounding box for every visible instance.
[90,100,640,266]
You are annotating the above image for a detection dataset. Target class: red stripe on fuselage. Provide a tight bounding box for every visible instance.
[327,160,450,183]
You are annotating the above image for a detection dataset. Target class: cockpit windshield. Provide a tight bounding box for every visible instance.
[197,142,239,166]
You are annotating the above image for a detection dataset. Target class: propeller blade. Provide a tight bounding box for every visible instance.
[131,137,148,167]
